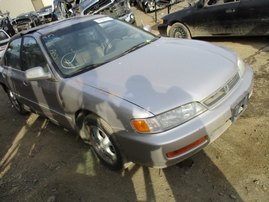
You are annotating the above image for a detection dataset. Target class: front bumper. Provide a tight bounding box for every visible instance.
[158,23,169,36]
[117,64,254,168]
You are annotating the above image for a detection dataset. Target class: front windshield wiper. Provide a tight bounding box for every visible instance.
[68,62,106,77]
[150,36,160,42]
[123,40,152,55]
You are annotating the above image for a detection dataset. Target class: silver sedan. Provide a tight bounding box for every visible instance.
[0,15,253,170]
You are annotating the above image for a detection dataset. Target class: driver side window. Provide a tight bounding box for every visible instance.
[22,37,48,72]
[207,0,237,6]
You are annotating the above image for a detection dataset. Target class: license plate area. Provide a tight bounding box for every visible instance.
[231,92,249,122]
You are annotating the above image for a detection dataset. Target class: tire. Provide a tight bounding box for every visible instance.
[169,23,191,39]
[83,114,124,171]
[7,88,28,115]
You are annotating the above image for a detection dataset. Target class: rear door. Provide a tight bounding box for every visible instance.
[1,38,26,104]
[237,0,269,36]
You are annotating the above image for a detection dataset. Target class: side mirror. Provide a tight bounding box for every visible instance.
[140,20,151,32]
[25,66,51,81]
[143,25,151,32]
[197,0,204,8]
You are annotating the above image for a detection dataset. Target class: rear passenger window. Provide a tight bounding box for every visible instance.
[4,38,22,70]
[0,30,9,40]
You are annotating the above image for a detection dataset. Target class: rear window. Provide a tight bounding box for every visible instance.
[0,30,9,41]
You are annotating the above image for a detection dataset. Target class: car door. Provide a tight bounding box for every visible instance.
[236,0,269,36]
[2,36,74,129]
[18,36,54,115]
[2,37,46,112]
[190,0,240,37]
[1,37,26,104]
[21,36,75,128]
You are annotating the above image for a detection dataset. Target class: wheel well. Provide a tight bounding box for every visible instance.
[75,110,90,130]
[75,110,107,130]
[167,21,192,38]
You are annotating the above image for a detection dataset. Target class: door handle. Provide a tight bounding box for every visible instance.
[226,8,236,13]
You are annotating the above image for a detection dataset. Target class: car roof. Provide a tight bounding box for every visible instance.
[12,15,106,38]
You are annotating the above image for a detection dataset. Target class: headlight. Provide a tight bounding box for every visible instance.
[237,56,245,77]
[131,102,207,134]
[218,46,246,77]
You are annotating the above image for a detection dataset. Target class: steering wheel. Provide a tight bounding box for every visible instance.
[61,51,78,69]
[61,47,88,69]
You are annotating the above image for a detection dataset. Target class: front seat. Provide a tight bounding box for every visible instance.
[89,42,104,61]
[75,35,104,66]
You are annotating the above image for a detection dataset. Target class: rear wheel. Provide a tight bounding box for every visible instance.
[83,114,124,171]
[7,88,28,115]
[169,23,191,39]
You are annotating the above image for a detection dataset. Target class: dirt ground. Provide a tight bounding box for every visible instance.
[1,2,269,202]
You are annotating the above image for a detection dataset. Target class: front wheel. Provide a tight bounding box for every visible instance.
[169,23,191,39]
[83,114,124,171]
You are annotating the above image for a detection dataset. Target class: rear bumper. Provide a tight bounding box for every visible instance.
[117,64,254,168]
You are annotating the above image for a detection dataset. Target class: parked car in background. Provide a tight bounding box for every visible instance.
[136,0,183,13]
[51,0,136,24]
[0,29,10,58]
[0,15,253,171]
[158,0,269,38]
[70,0,136,24]
[13,12,42,32]
[0,12,16,37]
[37,5,53,24]
[51,0,74,21]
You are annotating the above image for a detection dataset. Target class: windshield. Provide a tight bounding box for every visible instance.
[42,17,156,77]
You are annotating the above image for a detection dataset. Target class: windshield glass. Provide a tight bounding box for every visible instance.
[42,17,156,77]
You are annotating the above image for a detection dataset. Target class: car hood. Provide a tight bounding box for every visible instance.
[71,37,238,114]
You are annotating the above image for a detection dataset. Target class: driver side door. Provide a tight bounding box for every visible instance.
[191,0,240,37]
